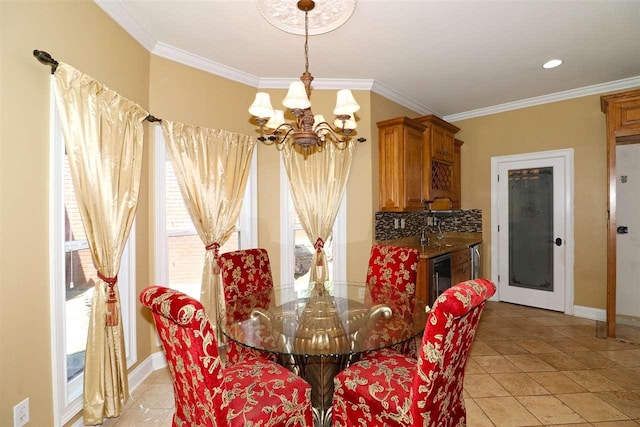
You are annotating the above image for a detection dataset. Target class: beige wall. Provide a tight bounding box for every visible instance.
[0,1,151,425]
[454,95,612,309]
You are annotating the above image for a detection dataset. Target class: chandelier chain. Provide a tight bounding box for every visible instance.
[304,11,310,74]
[248,0,367,150]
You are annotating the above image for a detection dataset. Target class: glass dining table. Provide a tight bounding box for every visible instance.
[218,281,429,427]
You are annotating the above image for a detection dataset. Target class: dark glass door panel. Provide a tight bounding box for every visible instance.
[508,167,554,292]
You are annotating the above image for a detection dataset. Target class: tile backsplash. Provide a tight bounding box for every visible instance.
[375,209,482,241]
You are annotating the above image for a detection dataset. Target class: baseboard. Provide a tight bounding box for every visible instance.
[128,350,167,391]
[70,351,167,427]
[573,305,606,321]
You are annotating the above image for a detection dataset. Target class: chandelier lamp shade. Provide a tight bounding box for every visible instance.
[249,0,365,150]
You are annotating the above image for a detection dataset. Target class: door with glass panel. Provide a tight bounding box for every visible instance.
[494,150,572,312]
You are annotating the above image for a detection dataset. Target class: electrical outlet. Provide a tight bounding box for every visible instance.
[400,218,406,229]
[393,218,400,229]
[13,397,29,427]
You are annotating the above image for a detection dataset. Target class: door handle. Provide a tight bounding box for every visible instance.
[549,238,562,246]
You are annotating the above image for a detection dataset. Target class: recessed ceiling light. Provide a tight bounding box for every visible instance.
[543,59,563,69]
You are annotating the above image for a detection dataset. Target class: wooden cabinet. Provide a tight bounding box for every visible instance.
[451,248,471,285]
[602,93,640,133]
[451,139,464,209]
[414,115,460,208]
[416,245,477,306]
[417,258,430,304]
[426,119,455,163]
[600,89,640,338]
[378,117,427,211]
[377,115,461,212]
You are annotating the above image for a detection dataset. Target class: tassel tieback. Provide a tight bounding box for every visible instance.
[314,238,324,266]
[98,271,119,326]
[206,242,221,274]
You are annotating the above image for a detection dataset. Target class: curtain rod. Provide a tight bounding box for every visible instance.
[33,49,162,123]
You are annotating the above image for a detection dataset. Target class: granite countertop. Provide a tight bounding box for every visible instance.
[376,232,482,259]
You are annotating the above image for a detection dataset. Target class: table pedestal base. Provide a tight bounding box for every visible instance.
[279,353,358,427]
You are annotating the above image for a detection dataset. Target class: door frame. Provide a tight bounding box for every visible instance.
[490,148,575,314]
[602,89,640,338]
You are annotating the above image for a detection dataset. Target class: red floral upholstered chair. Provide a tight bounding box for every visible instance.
[219,248,274,322]
[333,279,496,427]
[139,285,313,427]
[219,248,278,363]
[363,245,420,356]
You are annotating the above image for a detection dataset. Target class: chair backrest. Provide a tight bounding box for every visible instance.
[411,278,496,425]
[365,245,420,318]
[139,285,223,426]
[219,248,274,322]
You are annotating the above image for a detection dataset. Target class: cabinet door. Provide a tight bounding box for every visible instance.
[417,258,430,304]
[452,248,470,266]
[379,124,405,211]
[452,261,471,285]
[404,126,426,210]
[452,248,471,285]
[432,126,455,163]
[615,99,640,131]
[378,123,424,211]
[419,116,457,203]
[451,139,463,209]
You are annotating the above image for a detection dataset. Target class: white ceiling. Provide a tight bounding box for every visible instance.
[96,0,640,120]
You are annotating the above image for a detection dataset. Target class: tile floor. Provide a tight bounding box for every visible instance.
[105,301,640,426]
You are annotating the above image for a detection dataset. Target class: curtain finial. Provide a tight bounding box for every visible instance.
[33,49,59,74]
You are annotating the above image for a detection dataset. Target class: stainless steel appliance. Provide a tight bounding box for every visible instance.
[470,243,482,279]
[430,253,452,304]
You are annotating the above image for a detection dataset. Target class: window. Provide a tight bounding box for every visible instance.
[49,81,136,425]
[280,157,347,290]
[154,127,257,298]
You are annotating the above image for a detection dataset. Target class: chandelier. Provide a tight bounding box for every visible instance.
[249,0,365,150]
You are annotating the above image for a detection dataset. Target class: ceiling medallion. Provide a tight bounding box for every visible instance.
[256,0,357,35]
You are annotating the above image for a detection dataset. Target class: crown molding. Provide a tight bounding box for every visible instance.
[93,0,156,51]
[152,43,260,87]
[146,40,438,118]
[445,76,640,122]
[371,81,437,116]
[152,44,374,91]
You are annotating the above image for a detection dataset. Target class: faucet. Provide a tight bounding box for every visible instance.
[421,210,433,246]
[435,217,445,240]
[420,227,429,246]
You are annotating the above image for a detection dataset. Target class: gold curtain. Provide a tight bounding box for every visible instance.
[282,142,356,282]
[161,120,255,328]
[54,63,148,425]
